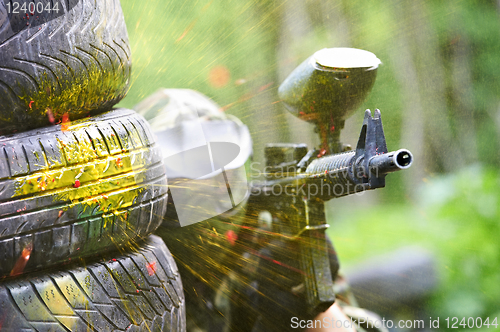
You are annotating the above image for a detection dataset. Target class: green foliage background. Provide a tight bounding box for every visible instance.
[330,166,500,322]
[118,0,500,328]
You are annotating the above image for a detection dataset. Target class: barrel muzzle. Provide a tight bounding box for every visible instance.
[368,149,413,176]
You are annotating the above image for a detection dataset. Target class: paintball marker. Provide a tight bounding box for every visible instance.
[241,48,413,329]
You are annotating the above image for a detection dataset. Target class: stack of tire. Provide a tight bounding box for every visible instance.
[0,1,185,330]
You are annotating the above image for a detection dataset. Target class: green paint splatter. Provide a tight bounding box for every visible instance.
[0,64,130,133]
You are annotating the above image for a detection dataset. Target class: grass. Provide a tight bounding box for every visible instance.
[328,165,500,324]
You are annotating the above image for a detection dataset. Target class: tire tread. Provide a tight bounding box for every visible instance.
[0,109,168,278]
[0,0,132,133]
[0,236,184,332]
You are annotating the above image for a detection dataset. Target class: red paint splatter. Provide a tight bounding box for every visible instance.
[146,262,157,276]
[252,250,305,275]
[317,149,327,158]
[61,112,70,131]
[208,66,231,88]
[258,82,273,92]
[225,230,238,246]
[116,158,123,168]
[73,179,80,188]
[176,19,198,42]
[16,206,27,213]
[10,243,33,276]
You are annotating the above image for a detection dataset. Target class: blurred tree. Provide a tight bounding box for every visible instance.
[118,0,500,194]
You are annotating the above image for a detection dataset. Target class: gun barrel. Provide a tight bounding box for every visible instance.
[369,149,413,175]
[302,148,413,199]
[305,151,354,177]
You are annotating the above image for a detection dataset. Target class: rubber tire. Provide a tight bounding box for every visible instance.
[0,0,131,134]
[0,108,168,278]
[0,235,186,332]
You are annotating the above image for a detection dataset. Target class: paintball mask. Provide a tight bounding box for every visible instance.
[134,89,252,284]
